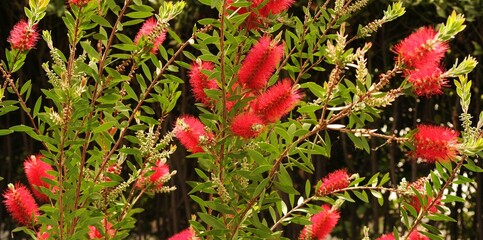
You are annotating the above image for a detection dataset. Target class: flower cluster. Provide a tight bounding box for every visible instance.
[3,155,56,226]
[298,204,340,240]
[394,26,449,97]
[317,169,350,196]
[412,124,459,163]
[168,227,199,240]
[238,36,284,91]
[136,160,171,190]
[174,115,213,153]
[189,61,219,106]
[88,219,115,239]
[7,20,39,52]
[24,154,55,202]
[228,0,295,29]
[229,37,301,139]
[377,231,429,240]
[135,17,167,54]
[68,0,91,7]
[181,36,301,143]
[3,184,40,226]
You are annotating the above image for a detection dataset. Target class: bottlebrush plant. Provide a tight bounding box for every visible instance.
[0,0,482,240]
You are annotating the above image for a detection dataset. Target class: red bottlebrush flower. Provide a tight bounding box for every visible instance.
[24,155,55,202]
[189,61,219,105]
[7,20,39,52]
[298,205,340,240]
[259,0,295,17]
[68,0,91,7]
[134,17,166,54]
[251,79,302,123]
[231,112,265,138]
[168,227,199,240]
[228,0,294,29]
[317,169,350,196]
[394,26,448,69]
[376,233,395,240]
[3,183,40,226]
[137,160,170,190]
[412,124,459,163]
[407,64,447,97]
[409,231,430,240]
[88,219,115,239]
[408,177,441,214]
[237,36,284,91]
[37,226,53,240]
[174,115,212,153]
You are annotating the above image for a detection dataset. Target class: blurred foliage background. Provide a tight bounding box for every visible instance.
[0,0,482,239]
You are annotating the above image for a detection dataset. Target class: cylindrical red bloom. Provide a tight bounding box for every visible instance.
[68,0,91,7]
[259,0,295,17]
[189,61,219,105]
[228,0,294,29]
[136,161,170,190]
[7,20,39,52]
[407,64,447,97]
[412,124,459,163]
[3,183,40,226]
[298,205,340,240]
[394,26,448,69]
[251,79,302,123]
[237,36,284,91]
[168,227,198,240]
[317,169,350,196]
[174,115,212,153]
[376,233,395,240]
[231,112,265,139]
[36,225,52,240]
[24,155,55,202]
[134,17,166,54]
[88,219,115,239]
[407,177,441,214]
[409,231,430,240]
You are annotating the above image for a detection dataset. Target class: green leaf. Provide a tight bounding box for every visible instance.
[93,121,116,133]
[353,190,369,203]
[427,213,457,222]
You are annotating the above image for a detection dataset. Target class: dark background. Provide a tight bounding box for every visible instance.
[0,0,482,239]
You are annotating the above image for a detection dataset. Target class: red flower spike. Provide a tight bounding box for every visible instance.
[136,161,170,190]
[409,231,430,240]
[394,26,448,69]
[238,36,284,91]
[68,0,91,7]
[407,64,447,97]
[24,155,55,202]
[134,17,166,54]
[174,115,212,153]
[189,61,219,105]
[36,226,52,240]
[259,0,295,16]
[3,183,40,226]
[88,219,115,239]
[412,124,459,163]
[149,161,170,187]
[231,112,265,139]
[8,20,39,52]
[168,227,199,240]
[251,79,302,123]
[376,233,395,240]
[298,204,340,240]
[228,0,295,29]
[317,169,350,196]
